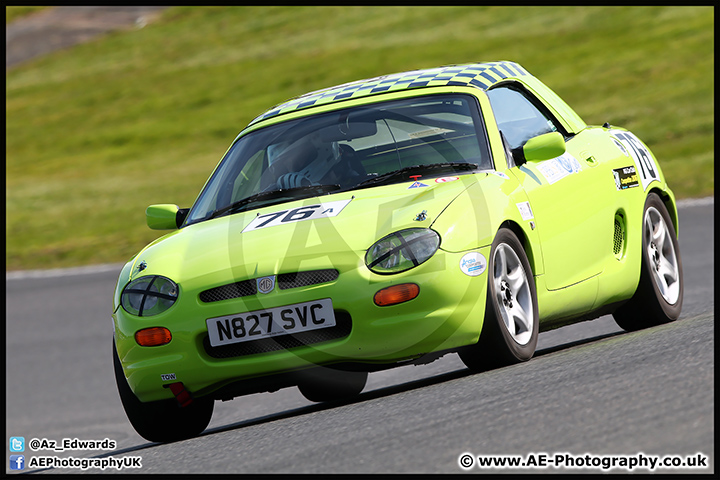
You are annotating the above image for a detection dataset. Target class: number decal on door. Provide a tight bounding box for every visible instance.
[611,131,661,191]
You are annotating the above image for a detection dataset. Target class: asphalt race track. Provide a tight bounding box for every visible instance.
[5,199,714,474]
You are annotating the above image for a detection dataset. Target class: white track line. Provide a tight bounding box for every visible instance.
[676,196,714,208]
[6,263,125,280]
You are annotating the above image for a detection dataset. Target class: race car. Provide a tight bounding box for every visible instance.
[112,61,683,442]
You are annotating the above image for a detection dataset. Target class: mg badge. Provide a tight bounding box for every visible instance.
[257,276,276,294]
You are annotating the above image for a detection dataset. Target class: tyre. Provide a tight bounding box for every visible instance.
[459,228,539,372]
[613,193,683,331]
[297,367,367,403]
[113,341,213,443]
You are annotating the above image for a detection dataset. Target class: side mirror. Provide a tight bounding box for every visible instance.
[522,131,566,163]
[146,204,187,230]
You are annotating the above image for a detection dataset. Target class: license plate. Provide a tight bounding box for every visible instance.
[206,298,335,347]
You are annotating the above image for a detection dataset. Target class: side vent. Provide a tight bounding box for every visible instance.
[613,211,626,259]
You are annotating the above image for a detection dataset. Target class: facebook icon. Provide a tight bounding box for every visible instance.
[10,455,25,470]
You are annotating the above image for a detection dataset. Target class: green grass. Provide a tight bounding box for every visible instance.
[6,6,714,271]
[5,6,48,23]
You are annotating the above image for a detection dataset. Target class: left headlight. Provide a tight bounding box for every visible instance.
[365,228,440,274]
[121,276,179,317]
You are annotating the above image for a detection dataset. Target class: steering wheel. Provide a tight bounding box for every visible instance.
[276,172,313,189]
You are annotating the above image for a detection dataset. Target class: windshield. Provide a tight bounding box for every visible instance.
[185,94,492,226]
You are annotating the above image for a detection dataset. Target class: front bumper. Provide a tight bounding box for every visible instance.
[113,247,490,402]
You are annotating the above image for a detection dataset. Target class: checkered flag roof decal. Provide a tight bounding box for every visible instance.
[249,61,529,126]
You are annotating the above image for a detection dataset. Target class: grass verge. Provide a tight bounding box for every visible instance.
[6,6,714,270]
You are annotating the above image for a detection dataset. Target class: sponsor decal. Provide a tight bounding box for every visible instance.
[536,152,582,184]
[516,201,534,221]
[613,166,640,190]
[611,130,661,191]
[435,176,459,183]
[459,252,487,277]
[408,181,429,189]
[242,199,352,232]
[492,171,510,179]
[160,373,177,381]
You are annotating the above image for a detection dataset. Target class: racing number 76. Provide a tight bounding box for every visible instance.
[255,205,322,228]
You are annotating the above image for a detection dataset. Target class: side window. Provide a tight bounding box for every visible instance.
[487,85,561,150]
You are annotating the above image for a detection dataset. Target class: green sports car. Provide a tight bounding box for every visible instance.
[112,61,683,442]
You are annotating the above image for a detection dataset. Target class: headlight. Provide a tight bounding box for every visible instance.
[121,276,178,317]
[365,228,440,274]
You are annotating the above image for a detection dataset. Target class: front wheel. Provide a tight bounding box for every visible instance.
[459,228,539,372]
[613,193,683,331]
[113,341,213,443]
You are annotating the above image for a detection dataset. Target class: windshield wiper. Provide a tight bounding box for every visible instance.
[354,162,479,189]
[208,184,341,220]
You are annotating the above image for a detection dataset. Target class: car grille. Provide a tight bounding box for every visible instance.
[199,279,256,303]
[202,310,352,359]
[277,269,339,289]
[199,269,339,303]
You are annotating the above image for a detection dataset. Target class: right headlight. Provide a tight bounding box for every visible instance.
[365,228,440,274]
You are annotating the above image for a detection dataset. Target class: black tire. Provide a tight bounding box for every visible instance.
[459,228,539,372]
[297,367,367,403]
[113,341,213,443]
[613,193,683,331]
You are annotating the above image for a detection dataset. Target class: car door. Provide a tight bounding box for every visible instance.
[487,84,608,291]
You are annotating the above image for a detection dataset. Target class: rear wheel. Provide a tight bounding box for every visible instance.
[297,367,367,403]
[459,228,539,372]
[113,341,213,442]
[613,193,683,331]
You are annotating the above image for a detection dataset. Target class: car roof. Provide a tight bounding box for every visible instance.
[248,61,530,126]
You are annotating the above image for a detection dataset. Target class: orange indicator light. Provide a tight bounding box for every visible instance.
[135,327,172,346]
[374,283,420,307]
